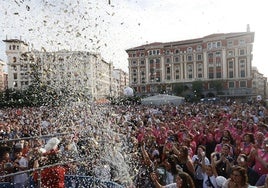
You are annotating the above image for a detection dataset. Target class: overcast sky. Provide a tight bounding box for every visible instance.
[0,0,267,77]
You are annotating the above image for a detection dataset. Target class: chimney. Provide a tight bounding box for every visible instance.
[247,24,250,32]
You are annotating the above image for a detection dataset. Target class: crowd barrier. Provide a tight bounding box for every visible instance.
[0,175,124,188]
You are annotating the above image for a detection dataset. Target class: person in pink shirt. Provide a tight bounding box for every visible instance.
[238,133,255,157]
[214,136,234,157]
[251,138,268,176]
[254,131,265,149]
[214,122,225,144]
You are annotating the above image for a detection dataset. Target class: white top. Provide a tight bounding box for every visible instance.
[164,183,177,188]
[202,173,218,188]
[13,157,28,184]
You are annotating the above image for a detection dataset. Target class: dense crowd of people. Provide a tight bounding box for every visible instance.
[0,99,268,188]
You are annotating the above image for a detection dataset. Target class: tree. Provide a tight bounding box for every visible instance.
[192,80,203,98]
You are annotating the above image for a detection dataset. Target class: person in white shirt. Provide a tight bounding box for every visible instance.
[13,150,29,188]
[192,145,210,188]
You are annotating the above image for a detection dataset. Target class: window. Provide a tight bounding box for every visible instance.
[198,73,203,78]
[239,59,246,78]
[216,72,221,78]
[208,53,213,58]
[229,71,234,78]
[140,59,145,65]
[197,54,202,61]
[227,41,233,47]
[240,81,246,87]
[229,82,235,88]
[166,67,171,74]
[215,51,221,57]
[166,58,170,63]
[187,55,192,62]
[240,70,245,77]
[216,59,221,67]
[175,66,180,80]
[239,39,245,45]
[187,47,192,53]
[166,50,170,55]
[13,57,17,62]
[13,81,18,87]
[198,63,203,71]
[140,52,144,57]
[12,65,17,71]
[132,61,137,65]
[207,42,212,49]
[174,56,180,63]
[228,50,234,56]
[197,45,202,52]
[13,73,18,79]
[187,64,193,72]
[239,49,245,56]
[217,41,221,48]
[239,59,246,69]
[175,49,180,54]
[209,72,214,79]
[228,61,234,69]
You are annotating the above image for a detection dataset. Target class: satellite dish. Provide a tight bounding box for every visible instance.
[124,87,134,96]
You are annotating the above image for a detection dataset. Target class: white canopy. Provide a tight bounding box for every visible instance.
[141,94,185,106]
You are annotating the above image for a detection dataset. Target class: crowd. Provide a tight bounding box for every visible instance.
[0,99,268,188]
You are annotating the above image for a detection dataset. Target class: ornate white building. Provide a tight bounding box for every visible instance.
[3,39,114,101]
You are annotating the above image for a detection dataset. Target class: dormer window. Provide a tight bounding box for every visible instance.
[187,47,192,53]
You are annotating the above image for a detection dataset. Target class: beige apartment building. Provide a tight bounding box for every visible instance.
[3,38,116,101]
[126,30,267,100]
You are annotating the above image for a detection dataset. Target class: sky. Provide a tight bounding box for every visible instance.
[0,0,267,77]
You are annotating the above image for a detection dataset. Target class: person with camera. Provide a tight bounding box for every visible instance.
[211,144,234,179]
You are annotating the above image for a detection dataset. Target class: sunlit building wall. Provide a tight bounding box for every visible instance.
[252,67,267,99]
[126,31,258,99]
[112,68,129,97]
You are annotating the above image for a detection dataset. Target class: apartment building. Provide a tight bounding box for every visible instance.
[0,59,5,91]
[126,30,261,100]
[112,68,129,97]
[3,38,114,101]
[252,67,267,99]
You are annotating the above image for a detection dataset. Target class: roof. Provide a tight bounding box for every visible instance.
[126,32,254,52]
[141,94,184,106]
[2,39,28,46]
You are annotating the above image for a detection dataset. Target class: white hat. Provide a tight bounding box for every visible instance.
[216,176,227,187]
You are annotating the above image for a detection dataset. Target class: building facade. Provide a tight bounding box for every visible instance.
[0,59,5,91]
[126,31,262,100]
[112,68,129,97]
[252,67,267,99]
[3,39,114,101]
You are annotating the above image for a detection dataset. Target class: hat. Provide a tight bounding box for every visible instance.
[216,176,227,187]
